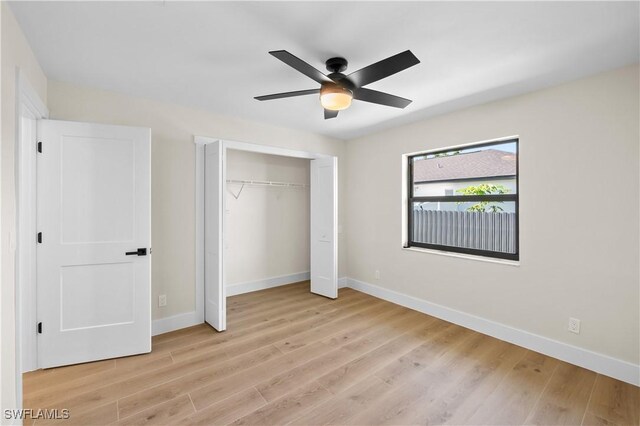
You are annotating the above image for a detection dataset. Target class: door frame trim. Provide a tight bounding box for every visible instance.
[15,69,48,393]
[193,136,334,326]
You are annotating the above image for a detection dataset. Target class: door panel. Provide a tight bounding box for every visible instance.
[310,157,338,298]
[37,119,151,369]
[204,141,226,331]
[60,137,135,243]
[60,262,135,330]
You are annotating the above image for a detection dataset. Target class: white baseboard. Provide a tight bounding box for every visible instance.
[338,277,348,288]
[152,310,202,336]
[226,271,311,297]
[344,277,640,386]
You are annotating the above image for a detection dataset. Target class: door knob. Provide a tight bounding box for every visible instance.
[125,248,147,256]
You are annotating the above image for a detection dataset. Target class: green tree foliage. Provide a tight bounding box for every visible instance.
[457,184,509,212]
[433,150,460,158]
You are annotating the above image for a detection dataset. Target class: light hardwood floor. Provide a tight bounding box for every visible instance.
[23,282,639,425]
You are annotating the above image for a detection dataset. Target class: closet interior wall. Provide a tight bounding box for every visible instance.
[224,149,311,289]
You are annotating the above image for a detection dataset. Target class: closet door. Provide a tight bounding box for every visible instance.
[310,156,338,298]
[204,141,226,331]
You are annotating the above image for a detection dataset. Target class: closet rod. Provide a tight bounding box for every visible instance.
[226,179,308,188]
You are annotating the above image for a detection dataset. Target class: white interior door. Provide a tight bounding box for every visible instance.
[204,141,226,331]
[310,156,338,298]
[37,119,151,369]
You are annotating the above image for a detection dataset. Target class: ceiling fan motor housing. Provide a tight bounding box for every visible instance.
[325,57,348,73]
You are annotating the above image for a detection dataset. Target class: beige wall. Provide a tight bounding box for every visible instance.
[346,64,640,364]
[46,80,346,321]
[1,2,47,415]
[225,150,310,286]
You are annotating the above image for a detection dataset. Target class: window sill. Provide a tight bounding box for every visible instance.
[402,246,520,267]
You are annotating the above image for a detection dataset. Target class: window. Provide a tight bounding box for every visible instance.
[406,138,519,260]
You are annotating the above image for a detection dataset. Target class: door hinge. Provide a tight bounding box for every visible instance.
[37,141,42,153]
[37,232,42,244]
[37,322,42,334]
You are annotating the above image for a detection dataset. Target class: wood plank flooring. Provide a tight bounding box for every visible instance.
[23,281,639,425]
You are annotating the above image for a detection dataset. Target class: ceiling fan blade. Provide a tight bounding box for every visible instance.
[347,50,420,88]
[354,88,412,108]
[255,89,319,101]
[324,109,339,119]
[270,50,332,84]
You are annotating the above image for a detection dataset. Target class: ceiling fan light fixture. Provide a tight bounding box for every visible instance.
[320,83,352,111]
[255,50,420,119]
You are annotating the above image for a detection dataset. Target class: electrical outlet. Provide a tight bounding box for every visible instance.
[159,294,167,307]
[374,270,380,280]
[568,317,580,334]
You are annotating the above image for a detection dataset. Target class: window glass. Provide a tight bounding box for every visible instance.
[411,141,517,197]
[411,201,517,254]
[407,139,519,260]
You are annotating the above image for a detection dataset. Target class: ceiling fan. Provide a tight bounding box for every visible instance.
[255,50,420,119]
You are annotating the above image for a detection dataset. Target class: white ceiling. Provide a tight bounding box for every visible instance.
[10,1,640,140]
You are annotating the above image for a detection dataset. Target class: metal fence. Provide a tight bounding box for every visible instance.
[412,209,517,254]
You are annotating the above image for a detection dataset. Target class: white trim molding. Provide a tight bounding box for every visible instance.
[152,310,202,336]
[226,272,311,297]
[338,277,348,289]
[16,69,48,374]
[194,135,332,160]
[13,68,49,421]
[344,277,640,386]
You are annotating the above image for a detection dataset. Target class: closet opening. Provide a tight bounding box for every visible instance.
[225,149,311,298]
[194,137,338,332]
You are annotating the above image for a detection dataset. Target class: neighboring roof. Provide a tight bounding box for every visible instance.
[413,149,516,183]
